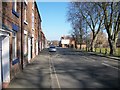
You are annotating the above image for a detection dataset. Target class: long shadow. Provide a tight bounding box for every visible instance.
[8,56,50,89]
[52,48,119,88]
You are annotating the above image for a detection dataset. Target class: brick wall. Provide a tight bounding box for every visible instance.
[2,1,22,83]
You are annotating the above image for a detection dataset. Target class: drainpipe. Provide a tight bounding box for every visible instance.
[21,2,23,70]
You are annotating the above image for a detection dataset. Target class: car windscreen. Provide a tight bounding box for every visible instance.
[50,46,55,48]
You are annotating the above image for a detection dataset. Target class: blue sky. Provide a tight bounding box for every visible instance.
[36,2,71,41]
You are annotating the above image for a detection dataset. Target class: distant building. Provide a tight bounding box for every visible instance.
[60,35,87,49]
[50,40,59,46]
[60,35,75,48]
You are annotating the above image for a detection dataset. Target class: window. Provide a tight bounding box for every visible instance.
[12,33,17,60]
[32,11,34,30]
[24,0,28,5]
[24,6,26,21]
[13,0,17,12]
[12,0,19,17]
[32,38,34,54]
[24,5,28,24]
[32,1,34,10]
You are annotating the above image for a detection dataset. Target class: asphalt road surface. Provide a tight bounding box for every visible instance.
[48,48,119,88]
[8,47,120,89]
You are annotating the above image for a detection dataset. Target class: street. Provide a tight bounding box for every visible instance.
[8,48,120,88]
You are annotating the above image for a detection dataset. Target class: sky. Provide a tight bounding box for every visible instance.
[36,2,71,41]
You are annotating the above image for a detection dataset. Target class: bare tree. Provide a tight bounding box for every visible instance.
[98,2,120,55]
[67,2,86,49]
[89,31,108,48]
[67,2,104,52]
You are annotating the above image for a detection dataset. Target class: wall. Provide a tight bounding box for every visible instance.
[2,2,22,82]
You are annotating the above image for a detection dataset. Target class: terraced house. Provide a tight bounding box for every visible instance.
[0,0,46,89]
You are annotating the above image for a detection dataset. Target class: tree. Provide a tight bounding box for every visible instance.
[98,2,120,55]
[89,31,108,48]
[67,2,86,49]
[67,2,104,52]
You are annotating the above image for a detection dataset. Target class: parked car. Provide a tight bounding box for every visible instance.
[49,46,57,52]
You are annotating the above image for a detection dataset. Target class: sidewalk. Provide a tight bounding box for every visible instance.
[8,54,50,88]
[88,52,120,61]
[73,48,120,61]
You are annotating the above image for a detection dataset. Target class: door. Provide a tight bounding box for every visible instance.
[36,41,38,55]
[28,37,31,63]
[2,36,10,84]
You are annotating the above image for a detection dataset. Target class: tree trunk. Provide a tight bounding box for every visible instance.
[90,38,96,52]
[90,35,97,52]
[108,38,117,55]
[108,38,113,55]
[113,38,117,55]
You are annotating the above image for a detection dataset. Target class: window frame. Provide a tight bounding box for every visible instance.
[24,5,28,25]
[12,0,19,17]
[12,33,17,61]
[24,30,27,55]
[32,11,34,30]
[13,0,17,12]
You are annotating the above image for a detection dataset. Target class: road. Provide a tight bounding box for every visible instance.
[48,48,119,88]
[8,48,120,89]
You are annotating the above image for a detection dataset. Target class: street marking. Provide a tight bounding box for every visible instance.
[49,57,53,89]
[83,56,95,62]
[49,55,61,90]
[51,58,61,90]
[103,61,108,63]
[102,63,120,70]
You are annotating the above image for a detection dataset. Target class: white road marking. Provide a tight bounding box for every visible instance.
[49,55,61,90]
[51,59,61,90]
[103,61,108,63]
[49,57,53,88]
[102,63,120,70]
[83,56,95,62]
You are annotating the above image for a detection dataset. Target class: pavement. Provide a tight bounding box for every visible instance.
[88,52,120,61]
[8,54,51,89]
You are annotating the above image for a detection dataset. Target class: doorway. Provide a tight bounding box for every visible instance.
[0,33,10,89]
[28,37,31,63]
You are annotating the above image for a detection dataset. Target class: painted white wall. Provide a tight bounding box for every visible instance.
[61,39,70,44]
[2,36,10,83]
[28,37,31,63]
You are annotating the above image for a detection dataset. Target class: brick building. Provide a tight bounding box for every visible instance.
[1,2,22,88]
[60,35,86,49]
[60,35,75,48]
[0,1,46,88]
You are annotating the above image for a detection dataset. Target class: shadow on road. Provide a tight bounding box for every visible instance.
[51,48,119,88]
